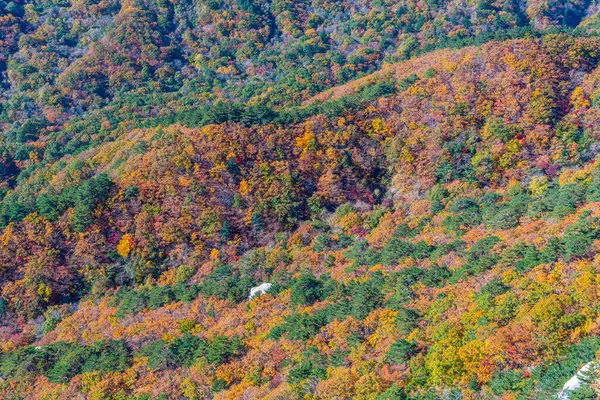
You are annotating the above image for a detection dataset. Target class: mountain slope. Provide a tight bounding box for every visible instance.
[3,33,600,398]
[1,0,599,136]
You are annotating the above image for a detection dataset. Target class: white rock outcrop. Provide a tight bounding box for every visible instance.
[249,283,272,299]
[559,361,597,399]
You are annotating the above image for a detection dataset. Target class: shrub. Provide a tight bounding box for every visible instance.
[290,273,323,307]
[386,339,418,364]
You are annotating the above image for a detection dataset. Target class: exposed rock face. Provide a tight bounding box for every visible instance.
[249,283,272,300]
[559,361,597,399]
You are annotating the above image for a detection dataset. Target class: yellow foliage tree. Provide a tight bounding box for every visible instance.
[570,86,590,110]
[239,180,250,196]
[117,234,134,257]
[295,124,316,156]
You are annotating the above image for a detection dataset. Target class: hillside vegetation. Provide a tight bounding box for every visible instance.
[3,1,600,399]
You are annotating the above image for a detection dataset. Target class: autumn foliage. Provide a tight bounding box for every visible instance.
[3,1,600,399]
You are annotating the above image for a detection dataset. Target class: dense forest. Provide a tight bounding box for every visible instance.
[4,0,600,399]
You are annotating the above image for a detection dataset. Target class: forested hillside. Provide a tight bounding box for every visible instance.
[3,1,600,399]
